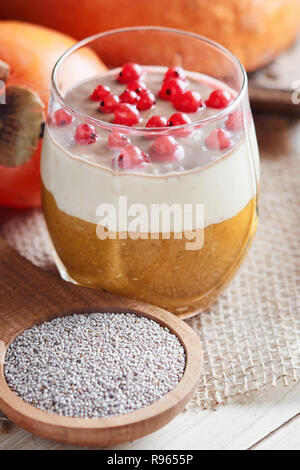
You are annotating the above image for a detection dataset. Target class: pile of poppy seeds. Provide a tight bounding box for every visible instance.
[4,312,186,418]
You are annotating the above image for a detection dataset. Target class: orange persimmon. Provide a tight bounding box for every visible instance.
[0,21,104,208]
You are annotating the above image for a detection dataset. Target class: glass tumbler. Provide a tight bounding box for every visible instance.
[41,27,259,318]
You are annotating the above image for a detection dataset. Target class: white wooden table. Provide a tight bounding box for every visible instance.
[0,381,299,450]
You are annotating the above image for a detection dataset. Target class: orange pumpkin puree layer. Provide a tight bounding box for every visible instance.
[42,185,258,318]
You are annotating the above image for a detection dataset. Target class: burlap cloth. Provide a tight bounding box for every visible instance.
[1,114,299,410]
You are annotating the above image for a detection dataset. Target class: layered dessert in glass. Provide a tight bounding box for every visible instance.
[41,28,259,318]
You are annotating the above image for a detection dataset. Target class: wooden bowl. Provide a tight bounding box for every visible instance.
[0,237,202,447]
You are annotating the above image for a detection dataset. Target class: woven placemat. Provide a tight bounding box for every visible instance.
[1,113,299,410]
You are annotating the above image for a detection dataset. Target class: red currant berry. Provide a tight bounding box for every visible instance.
[137,90,156,111]
[90,85,111,101]
[150,136,184,162]
[225,109,243,131]
[52,109,73,127]
[164,66,186,82]
[205,89,232,109]
[117,63,142,84]
[119,90,140,105]
[115,145,149,169]
[126,80,147,95]
[158,78,186,101]
[108,133,131,149]
[173,91,203,113]
[146,115,168,128]
[114,103,140,126]
[99,94,120,113]
[167,112,193,137]
[145,115,168,139]
[75,123,97,145]
[205,128,232,150]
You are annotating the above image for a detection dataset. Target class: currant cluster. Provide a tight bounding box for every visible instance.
[96,63,156,124]
[51,63,243,170]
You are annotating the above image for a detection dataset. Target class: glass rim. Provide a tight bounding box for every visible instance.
[51,26,248,133]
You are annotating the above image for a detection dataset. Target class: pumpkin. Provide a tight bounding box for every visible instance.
[0,0,299,71]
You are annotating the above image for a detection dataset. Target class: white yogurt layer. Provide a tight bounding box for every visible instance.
[41,122,259,231]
